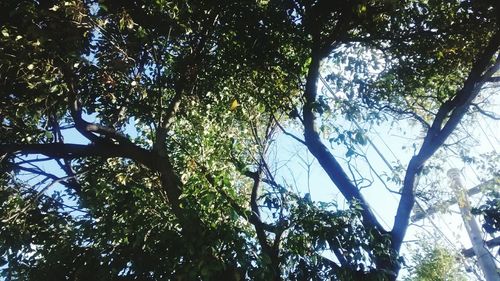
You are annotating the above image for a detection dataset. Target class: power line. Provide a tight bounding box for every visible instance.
[477,121,497,152]
[482,117,499,143]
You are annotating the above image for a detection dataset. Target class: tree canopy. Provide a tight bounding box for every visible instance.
[0,0,499,280]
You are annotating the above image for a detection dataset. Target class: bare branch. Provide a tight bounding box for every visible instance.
[470,103,500,120]
[273,115,307,145]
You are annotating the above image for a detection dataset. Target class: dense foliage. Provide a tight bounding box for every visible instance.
[404,243,467,281]
[0,0,498,280]
[473,190,500,235]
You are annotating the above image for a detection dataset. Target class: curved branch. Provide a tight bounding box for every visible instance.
[391,31,500,256]
[273,116,307,145]
[59,62,132,145]
[471,103,500,120]
[301,50,386,234]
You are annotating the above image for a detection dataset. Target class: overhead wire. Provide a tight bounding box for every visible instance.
[477,121,497,152]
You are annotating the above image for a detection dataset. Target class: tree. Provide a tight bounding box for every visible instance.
[0,0,498,280]
[404,241,468,281]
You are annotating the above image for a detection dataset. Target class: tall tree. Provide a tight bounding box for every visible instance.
[1,0,498,280]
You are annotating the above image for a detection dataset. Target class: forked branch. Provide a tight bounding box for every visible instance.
[391,31,500,257]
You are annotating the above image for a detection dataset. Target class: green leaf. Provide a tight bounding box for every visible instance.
[346,148,356,158]
[1,28,9,37]
[355,131,368,146]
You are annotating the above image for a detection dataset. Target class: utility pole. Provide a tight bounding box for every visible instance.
[447,169,499,281]
[411,180,495,223]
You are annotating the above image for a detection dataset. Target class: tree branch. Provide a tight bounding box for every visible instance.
[0,142,183,214]
[1,143,148,166]
[486,76,500,83]
[302,50,386,234]
[5,163,81,193]
[471,103,500,120]
[391,31,500,257]
[60,62,132,145]
[273,115,307,145]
